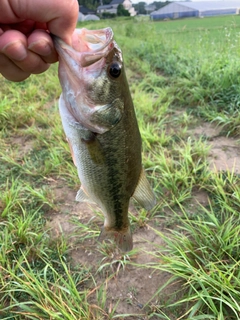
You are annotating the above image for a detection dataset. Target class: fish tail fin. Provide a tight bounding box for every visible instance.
[98,226,133,252]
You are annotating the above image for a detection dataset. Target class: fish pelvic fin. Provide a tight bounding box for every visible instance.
[98,226,133,252]
[76,187,96,205]
[133,168,156,211]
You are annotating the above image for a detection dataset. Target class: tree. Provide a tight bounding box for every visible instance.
[133,2,146,15]
[152,1,171,10]
[78,0,95,9]
[117,4,130,16]
[77,0,111,9]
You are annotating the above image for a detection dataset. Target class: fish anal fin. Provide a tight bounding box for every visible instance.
[76,187,95,204]
[98,226,133,252]
[133,169,156,211]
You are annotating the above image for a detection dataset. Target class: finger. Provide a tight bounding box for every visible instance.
[10,20,36,34]
[0,30,28,61]
[0,20,47,35]
[0,30,50,76]
[0,0,79,45]
[28,29,58,64]
[0,53,30,81]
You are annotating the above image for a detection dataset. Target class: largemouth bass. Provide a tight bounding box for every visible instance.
[53,28,156,251]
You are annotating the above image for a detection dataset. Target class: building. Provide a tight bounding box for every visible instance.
[150,1,240,20]
[78,12,85,21]
[97,4,116,15]
[79,5,95,15]
[84,14,100,21]
[97,0,136,16]
[145,4,156,15]
[78,5,98,21]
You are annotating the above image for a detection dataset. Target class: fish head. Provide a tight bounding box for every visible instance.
[53,28,125,134]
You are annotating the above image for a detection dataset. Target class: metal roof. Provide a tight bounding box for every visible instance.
[180,1,240,11]
[152,1,240,14]
[78,12,85,21]
[110,0,124,5]
[84,14,100,21]
[98,5,113,10]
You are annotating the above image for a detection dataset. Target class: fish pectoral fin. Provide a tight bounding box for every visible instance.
[76,187,95,204]
[132,169,156,210]
[91,98,124,132]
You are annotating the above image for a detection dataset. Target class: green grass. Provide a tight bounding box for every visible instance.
[0,15,240,319]
[148,201,240,319]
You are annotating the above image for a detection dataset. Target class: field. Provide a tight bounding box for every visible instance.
[0,15,240,319]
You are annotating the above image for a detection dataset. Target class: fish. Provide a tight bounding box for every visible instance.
[52,28,156,251]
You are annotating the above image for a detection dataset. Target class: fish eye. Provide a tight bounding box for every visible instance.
[108,62,121,79]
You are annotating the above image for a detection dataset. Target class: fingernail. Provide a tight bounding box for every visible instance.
[2,41,27,61]
[28,40,52,56]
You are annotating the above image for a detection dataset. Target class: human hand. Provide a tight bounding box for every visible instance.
[0,0,79,81]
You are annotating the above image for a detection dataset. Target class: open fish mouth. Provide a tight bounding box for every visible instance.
[74,28,113,53]
[53,27,123,134]
[52,27,114,67]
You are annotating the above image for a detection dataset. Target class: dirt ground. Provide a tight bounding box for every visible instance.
[44,121,240,319]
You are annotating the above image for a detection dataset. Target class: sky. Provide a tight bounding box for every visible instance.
[131,0,229,4]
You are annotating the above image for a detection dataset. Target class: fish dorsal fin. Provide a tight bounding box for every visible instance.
[76,187,95,204]
[132,169,156,210]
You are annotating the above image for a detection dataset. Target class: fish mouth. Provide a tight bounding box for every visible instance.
[52,28,114,68]
[52,28,121,134]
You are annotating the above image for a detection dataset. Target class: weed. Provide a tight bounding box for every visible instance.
[148,204,240,318]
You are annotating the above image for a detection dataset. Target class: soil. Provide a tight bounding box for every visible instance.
[46,198,179,320]
[192,122,240,173]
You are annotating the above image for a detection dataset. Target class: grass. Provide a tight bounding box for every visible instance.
[0,15,240,319]
[148,201,240,319]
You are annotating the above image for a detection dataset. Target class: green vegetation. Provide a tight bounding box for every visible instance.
[0,15,240,319]
[117,4,130,17]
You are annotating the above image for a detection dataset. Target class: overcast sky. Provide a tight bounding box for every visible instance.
[131,0,228,4]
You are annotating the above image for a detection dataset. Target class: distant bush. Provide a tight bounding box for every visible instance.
[102,12,116,19]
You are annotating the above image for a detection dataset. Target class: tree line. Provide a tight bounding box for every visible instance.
[77,0,170,12]
[78,0,111,10]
